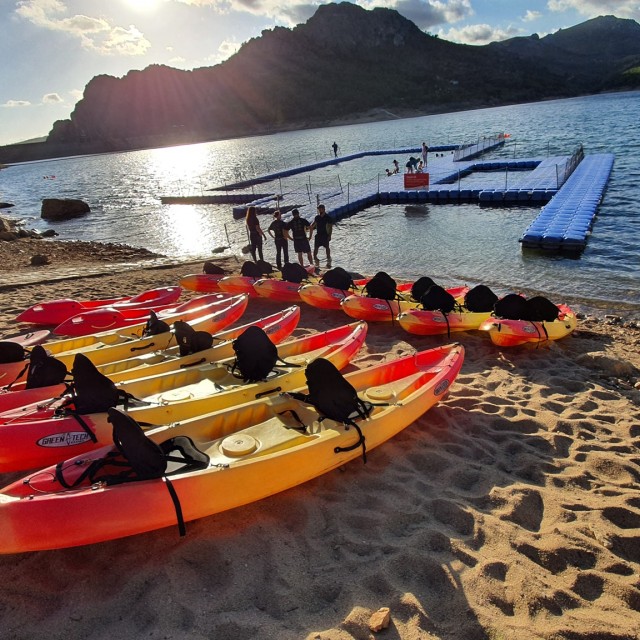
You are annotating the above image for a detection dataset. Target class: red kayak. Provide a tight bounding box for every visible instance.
[15,286,183,326]
[0,330,51,347]
[53,293,230,336]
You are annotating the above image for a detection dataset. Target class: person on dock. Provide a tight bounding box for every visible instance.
[286,208,313,266]
[416,160,424,173]
[245,206,267,263]
[406,156,419,173]
[332,141,339,158]
[268,209,291,270]
[421,142,429,167]
[309,203,332,267]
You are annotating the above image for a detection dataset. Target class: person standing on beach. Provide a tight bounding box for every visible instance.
[245,206,266,263]
[332,141,338,158]
[392,159,400,173]
[268,210,291,270]
[421,142,429,167]
[309,203,332,267]
[286,208,313,266]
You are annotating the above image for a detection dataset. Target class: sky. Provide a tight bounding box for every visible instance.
[1,0,639,147]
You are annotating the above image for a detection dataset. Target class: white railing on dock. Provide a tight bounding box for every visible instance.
[453,133,507,161]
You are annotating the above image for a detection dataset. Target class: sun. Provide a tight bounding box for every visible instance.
[124,0,161,12]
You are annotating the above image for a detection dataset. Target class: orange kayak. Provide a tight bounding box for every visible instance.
[180,273,225,293]
[218,275,260,297]
[341,285,468,322]
[0,342,463,553]
[478,304,577,346]
[398,308,491,335]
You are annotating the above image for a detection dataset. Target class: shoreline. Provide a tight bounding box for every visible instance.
[0,255,639,639]
[2,236,639,323]
[3,90,637,165]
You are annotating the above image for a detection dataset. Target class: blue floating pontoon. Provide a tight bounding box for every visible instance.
[519,154,614,252]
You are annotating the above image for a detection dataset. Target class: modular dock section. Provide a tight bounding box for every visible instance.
[518,154,615,251]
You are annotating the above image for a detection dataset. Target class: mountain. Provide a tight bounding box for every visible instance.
[488,15,640,91]
[2,4,640,162]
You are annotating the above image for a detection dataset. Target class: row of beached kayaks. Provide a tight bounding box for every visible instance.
[180,266,578,347]
[0,290,466,553]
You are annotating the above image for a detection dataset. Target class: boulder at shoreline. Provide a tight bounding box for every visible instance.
[41,198,90,221]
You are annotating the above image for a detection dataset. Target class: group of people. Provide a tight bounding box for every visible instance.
[405,142,429,174]
[245,204,333,269]
[385,159,401,176]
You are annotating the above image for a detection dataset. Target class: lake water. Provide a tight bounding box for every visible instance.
[1,91,639,319]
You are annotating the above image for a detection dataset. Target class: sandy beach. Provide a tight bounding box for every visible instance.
[0,247,639,640]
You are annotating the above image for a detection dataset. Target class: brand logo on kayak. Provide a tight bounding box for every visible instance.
[434,379,450,395]
[523,325,537,334]
[37,432,92,448]
[373,304,389,311]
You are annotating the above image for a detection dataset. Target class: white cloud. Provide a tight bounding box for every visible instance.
[15,0,151,55]
[2,100,32,108]
[42,93,64,103]
[547,0,640,20]
[218,38,242,60]
[440,22,522,44]
[523,10,542,21]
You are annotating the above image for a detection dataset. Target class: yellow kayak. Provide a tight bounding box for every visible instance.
[0,343,463,553]
[0,322,367,473]
[0,306,301,413]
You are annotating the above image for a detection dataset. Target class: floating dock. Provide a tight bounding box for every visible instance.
[161,134,614,254]
[518,153,615,251]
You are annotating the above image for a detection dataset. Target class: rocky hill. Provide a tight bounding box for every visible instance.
[2,3,639,162]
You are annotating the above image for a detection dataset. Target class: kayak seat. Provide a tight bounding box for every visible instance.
[174,320,214,356]
[161,436,210,475]
[289,358,378,463]
[55,408,210,538]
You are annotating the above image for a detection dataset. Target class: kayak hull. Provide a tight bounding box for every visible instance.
[478,305,577,346]
[341,285,469,322]
[398,309,491,335]
[218,275,260,297]
[0,342,463,553]
[253,278,304,302]
[180,273,225,293]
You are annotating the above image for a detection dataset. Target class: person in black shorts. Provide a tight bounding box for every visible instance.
[245,205,266,262]
[285,208,313,266]
[309,203,332,267]
[267,210,290,270]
